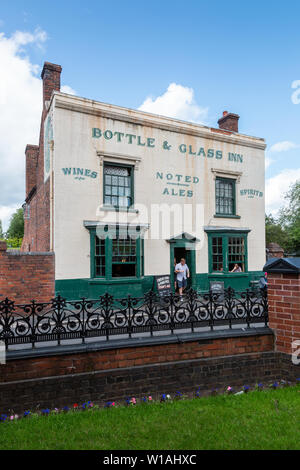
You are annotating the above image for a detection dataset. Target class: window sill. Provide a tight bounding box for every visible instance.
[89,277,143,284]
[208,273,249,278]
[214,214,241,219]
[100,205,139,213]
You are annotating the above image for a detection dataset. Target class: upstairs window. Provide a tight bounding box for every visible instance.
[215,177,236,216]
[104,164,133,208]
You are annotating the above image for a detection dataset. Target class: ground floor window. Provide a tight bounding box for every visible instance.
[208,232,248,273]
[95,237,106,277]
[89,226,143,279]
[112,236,137,277]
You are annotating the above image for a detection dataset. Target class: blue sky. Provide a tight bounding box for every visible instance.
[0,0,300,229]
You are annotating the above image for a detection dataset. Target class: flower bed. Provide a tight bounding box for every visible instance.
[1,379,299,424]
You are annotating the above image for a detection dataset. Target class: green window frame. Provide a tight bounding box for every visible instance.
[208,232,248,274]
[95,237,106,277]
[215,177,236,216]
[112,235,137,277]
[89,226,144,279]
[103,163,134,208]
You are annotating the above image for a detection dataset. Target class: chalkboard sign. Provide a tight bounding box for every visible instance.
[210,281,224,302]
[154,275,172,297]
[210,281,224,293]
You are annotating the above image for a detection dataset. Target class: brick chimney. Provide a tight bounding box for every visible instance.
[41,62,62,108]
[218,111,240,133]
[25,145,39,198]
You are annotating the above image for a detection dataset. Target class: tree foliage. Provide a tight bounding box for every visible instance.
[266,180,300,254]
[265,214,287,249]
[6,208,24,239]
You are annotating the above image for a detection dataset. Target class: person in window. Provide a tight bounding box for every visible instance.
[175,258,190,300]
[218,265,223,272]
[230,263,242,273]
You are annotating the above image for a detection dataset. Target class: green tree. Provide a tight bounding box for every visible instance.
[265,214,287,250]
[0,220,3,239]
[6,208,24,239]
[278,180,300,254]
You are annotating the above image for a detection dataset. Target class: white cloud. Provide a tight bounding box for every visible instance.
[138,83,208,124]
[265,155,273,170]
[269,141,298,153]
[265,168,300,215]
[0,29,74,231]
[0,29,47,231]
[61,85,76,95]
[0,204,19,234]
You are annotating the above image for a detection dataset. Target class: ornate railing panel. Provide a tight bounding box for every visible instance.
[0,287,268,350]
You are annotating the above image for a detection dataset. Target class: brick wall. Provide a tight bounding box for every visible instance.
[0,241,55,303]
[267,272,300,354]
[25,145,38,198]
[0,331,278,413]
[22,62,61,253]
[1,333,273,383]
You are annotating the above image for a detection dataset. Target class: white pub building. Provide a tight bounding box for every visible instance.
[22,62,266,299]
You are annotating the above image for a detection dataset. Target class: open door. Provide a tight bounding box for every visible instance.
[174,247,192,289]
[168,233,198,292]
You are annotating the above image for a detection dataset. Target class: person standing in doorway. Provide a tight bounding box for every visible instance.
[175,258,190,300]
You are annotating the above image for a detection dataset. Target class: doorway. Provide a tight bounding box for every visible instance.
[173,247,193,290]
[168,233,197,292]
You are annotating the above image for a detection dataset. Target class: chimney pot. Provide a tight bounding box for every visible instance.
[218,111,240,133]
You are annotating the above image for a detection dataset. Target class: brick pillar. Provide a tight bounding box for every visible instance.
[25,145,39,198]
[265,258,300,355]
[41,62,62,107]
[0,241,7,252]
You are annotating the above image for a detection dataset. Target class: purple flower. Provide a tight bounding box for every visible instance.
[270,381,279,389]
[243,385,250,393]
[41,409,50,415]
[0,414,8,422]
[104,401,115,408]
[63,406,69,412]
[23,411,31,418]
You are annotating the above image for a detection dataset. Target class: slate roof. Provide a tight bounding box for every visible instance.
[263,257,300,273]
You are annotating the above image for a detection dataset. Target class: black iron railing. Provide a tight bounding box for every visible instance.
[0,287,268,351]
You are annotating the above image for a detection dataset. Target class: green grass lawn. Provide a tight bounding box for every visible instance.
[0,387,300,450]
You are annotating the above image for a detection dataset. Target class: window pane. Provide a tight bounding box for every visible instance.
[112,234,137,277]
[211,237,223,271]
[95,236,105,277]
[104,165,132,207]
[228,237,245,271]
[216,178,235,215]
